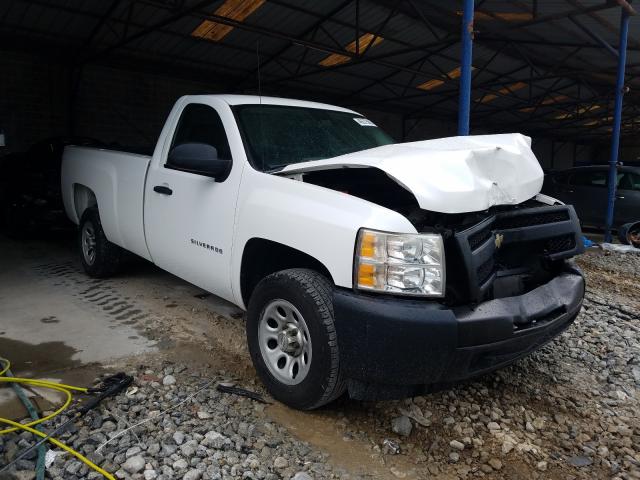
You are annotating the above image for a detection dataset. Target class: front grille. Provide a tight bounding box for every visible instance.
[494,210,570,230]
[476,257,495,285]
[451,205,582,304]
[468,226,492,251]
[545,234,576,254]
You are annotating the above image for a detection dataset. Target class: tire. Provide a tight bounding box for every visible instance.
[78,207,122,278]
[247,268,346,410]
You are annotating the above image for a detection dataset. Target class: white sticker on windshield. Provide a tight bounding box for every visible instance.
[354,117,376,127]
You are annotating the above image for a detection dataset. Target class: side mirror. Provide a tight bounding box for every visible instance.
[167,142,231,181]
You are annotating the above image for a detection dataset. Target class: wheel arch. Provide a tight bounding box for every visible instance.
[239,238,334,308]
[71,183,98,224]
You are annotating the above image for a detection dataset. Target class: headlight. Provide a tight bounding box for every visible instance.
[354,229,445,297]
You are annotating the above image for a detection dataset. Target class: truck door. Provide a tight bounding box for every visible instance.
[143,100,242,304]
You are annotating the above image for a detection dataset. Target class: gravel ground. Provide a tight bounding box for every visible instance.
[1,363,343,480]
[1,249,639,479]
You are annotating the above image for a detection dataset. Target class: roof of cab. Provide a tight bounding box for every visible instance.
[181,94,359,115]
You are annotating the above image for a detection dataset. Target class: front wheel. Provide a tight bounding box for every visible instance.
[247,269,346,410]
[78,207,122,278]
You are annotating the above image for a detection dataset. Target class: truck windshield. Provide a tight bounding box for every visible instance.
[234,104,395,171]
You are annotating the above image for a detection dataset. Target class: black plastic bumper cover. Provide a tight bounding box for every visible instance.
[333,264,584,400]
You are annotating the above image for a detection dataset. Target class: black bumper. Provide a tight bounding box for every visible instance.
[333,263,585,400]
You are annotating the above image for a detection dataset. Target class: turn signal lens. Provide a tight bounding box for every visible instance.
[359,231,385,259]
[354,229,446,297]
[357,263,376,287]
[359,232,377,258]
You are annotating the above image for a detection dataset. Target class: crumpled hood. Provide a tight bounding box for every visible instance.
[279,133,543,214]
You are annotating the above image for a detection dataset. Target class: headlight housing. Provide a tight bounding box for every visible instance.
[354,229,445,297]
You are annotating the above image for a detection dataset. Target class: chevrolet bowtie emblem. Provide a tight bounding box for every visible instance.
[495,233,504,249]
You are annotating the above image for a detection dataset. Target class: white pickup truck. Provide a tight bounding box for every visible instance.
[62,94,585,410]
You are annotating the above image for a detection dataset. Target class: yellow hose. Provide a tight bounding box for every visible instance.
[0,357,9,376]
[0,376,88,392]
[0,380,74,435]
[0,417,115,480]
[0,359,114,479]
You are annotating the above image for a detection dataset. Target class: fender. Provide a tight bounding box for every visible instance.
[231,167,417,308]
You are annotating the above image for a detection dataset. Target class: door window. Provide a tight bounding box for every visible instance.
[168,104,231,166]
[618,172,640,191]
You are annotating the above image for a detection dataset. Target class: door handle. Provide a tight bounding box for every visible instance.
[616,195,625,200]
[153,185,173,195]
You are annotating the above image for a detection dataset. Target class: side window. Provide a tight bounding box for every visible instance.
[570,170,607,187]
[618,172,640,191]
[168,104,232,166]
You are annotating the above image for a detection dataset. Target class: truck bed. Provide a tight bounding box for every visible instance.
[98,144,154,156]
[61,146,152,261]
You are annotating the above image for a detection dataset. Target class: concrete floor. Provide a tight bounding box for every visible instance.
[0,231,244,415]
[0,233,151,413]
[0,235,156,372]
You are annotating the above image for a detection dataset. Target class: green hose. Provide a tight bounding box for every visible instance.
[5,367,45,480]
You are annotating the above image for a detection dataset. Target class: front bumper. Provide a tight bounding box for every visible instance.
[333,263,584,400]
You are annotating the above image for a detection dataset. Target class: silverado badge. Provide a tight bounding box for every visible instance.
[495,233,504,249]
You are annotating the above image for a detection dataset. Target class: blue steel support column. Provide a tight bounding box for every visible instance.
[458,0,474,135]
[604,9,630,243]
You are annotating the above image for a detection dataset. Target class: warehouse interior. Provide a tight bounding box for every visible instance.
[1,2,640,480]
[1,0,639,169]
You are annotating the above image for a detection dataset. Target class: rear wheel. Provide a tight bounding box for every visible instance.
[247,268,346,410]
[78,207,122,278]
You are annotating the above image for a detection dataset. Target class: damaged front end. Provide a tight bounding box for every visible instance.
[276,133,587,399]
[297,166,585,400]
[332,200,585,400]
[285,165,583,307]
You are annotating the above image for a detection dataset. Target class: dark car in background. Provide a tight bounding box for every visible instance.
[542,165,640,229]
[0,136,103,236]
